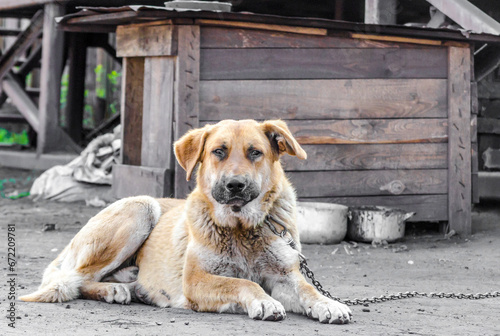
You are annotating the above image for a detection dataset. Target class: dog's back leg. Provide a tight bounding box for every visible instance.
[20,196,161,303]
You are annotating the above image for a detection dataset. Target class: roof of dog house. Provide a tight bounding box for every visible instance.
[57,4,500,236]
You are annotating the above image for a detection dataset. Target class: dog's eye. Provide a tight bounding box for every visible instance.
[212,148,225,159]
[249,149,263,160]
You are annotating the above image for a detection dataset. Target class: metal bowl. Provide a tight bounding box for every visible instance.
[297,202,348,244]
[347,206,415,243]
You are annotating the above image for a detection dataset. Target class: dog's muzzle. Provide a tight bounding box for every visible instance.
[211,175,260,212]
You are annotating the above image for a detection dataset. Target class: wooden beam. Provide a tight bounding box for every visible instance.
[1,74,39,132]
[447,46,472,236]
[426,0,500,35]
[0,10,43,82]
[364,0,397,24]
[37,3,66,154]
[174,25,200,198]
[116,24,177,57]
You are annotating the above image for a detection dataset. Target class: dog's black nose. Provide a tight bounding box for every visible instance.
[226,177,246,193]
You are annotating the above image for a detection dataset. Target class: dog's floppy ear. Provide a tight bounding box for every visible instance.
[174,125,212,181]
[261,120,307,160]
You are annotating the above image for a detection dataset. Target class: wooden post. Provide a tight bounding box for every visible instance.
[37,3,66,154]
[174,25,200,198]
[65,33,87,144]
[448,46,472,236]
[364,0,397,25]
[120,57,144,166]
[113,56,174,198]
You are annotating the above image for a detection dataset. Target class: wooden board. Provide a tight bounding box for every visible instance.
[174,25,200,198]
[299,195,448,222]
[116,24,177,57]
[200,48,448,80]
[350,33,442,46]
[112,164,172,199]
[200,27,416,49]
[288,169,447,197]
[281,143,448,171]
[141,57,175,169]
[196,20,327,36]
[199,79,448,121]
[121,57,144,166]
[286,119,448,145]
[447,47,472,235]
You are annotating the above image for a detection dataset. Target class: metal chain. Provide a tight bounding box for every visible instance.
[299,253,500,306]
[263,215,500,307]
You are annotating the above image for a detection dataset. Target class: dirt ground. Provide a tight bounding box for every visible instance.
[1,167,499,336]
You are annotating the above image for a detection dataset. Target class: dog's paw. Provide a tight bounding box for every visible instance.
[306,299,352,324]
[102,284,132,305]
[248,298,286,321]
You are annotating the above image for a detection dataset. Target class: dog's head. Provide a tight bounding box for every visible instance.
[174,119,306,226]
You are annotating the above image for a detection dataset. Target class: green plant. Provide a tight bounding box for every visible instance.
[0,128,29,146]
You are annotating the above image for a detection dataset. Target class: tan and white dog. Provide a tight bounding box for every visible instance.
[21,119,352,324]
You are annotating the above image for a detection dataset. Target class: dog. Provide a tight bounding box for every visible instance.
[20,119,352,324]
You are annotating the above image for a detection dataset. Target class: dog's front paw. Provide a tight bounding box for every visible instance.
[248,298,286,321]
[101,283,132,305]
[307,299,352,324]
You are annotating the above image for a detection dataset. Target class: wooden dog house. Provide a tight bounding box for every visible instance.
[58,6,500,235]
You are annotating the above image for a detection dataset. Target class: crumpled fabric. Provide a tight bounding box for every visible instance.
[30,128,120,206]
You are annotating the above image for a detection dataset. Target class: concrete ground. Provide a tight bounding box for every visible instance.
[1,166,499,336]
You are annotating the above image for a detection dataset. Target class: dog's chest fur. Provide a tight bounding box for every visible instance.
[197,223,298,284]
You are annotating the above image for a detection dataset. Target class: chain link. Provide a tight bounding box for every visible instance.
[299,256,500,306]
[264,215,500,306]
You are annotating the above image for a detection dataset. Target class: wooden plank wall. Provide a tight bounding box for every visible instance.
[199,27,450,222]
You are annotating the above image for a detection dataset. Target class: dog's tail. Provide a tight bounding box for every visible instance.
[19,267,83,303]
